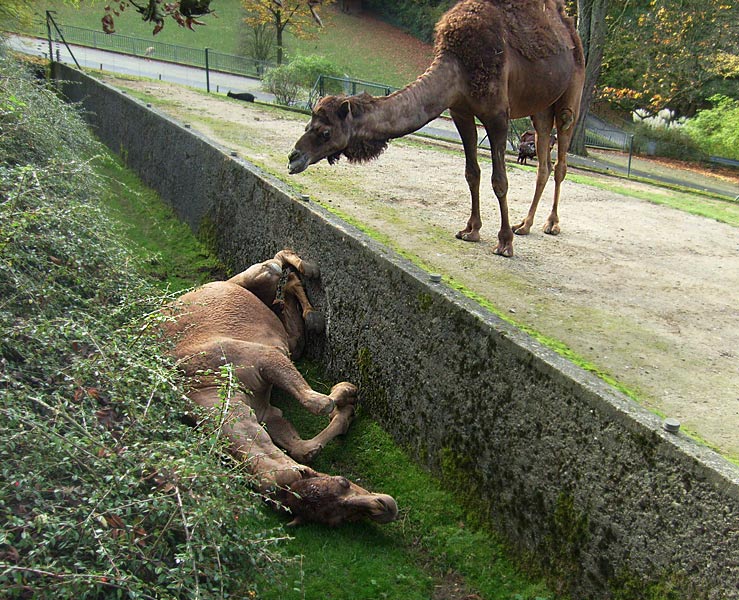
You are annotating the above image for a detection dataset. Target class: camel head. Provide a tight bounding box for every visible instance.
[280,474,398,526]
[288,93,388,174]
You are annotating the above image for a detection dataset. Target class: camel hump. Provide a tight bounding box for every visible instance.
[436,0,578,69]
[435,0,580,96]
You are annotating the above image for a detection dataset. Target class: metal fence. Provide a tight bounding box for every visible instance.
[309,75,398,107]
[44,22,636,155]
[47,23,273,79]
[584,114,632,152]
[44,19,736,187]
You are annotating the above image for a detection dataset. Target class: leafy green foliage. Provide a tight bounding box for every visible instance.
[263,54,345,105]
[683,95,739,161]
[0,48,287,598]
[601,0,739,117]
[631,122,707,162]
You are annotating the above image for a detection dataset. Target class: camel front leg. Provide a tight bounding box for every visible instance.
[263,382,358,464]
[481,114,514,257]
[257,347,337,416]
[450,109,483,242]
[188,387,312,492]
[514,111,555,236]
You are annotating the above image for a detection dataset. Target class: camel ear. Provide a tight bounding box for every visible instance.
[338,100,352,120]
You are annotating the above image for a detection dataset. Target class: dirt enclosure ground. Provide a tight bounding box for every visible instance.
[107,77,739,461]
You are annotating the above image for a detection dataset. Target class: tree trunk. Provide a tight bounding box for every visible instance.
[275,11,284,65]
[571,0,609,156]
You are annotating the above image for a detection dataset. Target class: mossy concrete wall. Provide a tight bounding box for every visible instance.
[54,64,739,600]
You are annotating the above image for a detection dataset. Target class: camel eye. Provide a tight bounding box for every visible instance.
[321,129,331,140]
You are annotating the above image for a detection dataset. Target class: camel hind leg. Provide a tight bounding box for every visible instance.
[544,99,580,236]
[262,382,358,464]
[226,249,320,307]
[279,271,325,359]
[513,109,555,236]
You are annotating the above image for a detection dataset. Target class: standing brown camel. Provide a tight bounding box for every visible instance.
[288,0,584,257]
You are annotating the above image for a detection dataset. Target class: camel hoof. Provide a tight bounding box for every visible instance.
[298,442,324,464]
[304,310,325,334]
[543,223,560,235]
[493,244,514,258]
[300,260,320,279]
[330,382,358,407]
[455,230,480,242]
[513,223,531,236]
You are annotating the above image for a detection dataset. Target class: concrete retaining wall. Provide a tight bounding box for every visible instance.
[53,64,739,600]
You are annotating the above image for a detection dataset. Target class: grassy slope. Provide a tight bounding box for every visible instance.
[23,1,433,88]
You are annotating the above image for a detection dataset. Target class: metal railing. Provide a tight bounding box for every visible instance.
[309,75,397,108]
[45,21,274,79]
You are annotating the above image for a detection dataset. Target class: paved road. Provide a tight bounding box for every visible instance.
[8,34,738,199]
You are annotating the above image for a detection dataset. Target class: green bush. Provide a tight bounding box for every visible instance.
[262,62,303,105]
[683,95,739,161]
[0,47,288,598]
[631,122,707,162]
[263,54,345,106]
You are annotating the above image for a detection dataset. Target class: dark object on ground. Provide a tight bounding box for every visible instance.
[227,90,255,102]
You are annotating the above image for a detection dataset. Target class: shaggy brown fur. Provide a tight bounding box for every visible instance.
[314,94,390,164]
[435,0,581,97]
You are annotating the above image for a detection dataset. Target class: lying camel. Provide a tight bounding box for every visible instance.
[163,250,398,526]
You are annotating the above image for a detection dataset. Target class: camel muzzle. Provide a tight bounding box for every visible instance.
[288,149,310,175]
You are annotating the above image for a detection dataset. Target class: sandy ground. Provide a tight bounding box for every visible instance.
[107,77,739,461]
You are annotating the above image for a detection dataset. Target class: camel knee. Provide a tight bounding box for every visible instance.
[492,177,508,200]
[554,161,567,183]
[558,108,575,131]
[227,260,282,305]
[537,161,552,181]
[465,163,481,186]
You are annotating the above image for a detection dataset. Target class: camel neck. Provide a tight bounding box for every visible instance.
[360,57,460,140]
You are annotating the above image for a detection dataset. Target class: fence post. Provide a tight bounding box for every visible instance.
[46,11,53,65]
[627,134,634,178]
[45,11,81,69]
[205,47,210,93]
